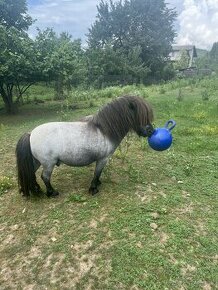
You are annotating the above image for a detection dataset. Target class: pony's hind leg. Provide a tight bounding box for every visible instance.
[89,158,108,195]
[41,163,59,197]
[33,158,43,194]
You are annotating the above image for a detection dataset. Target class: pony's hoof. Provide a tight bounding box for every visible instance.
[34,188,44,195]
[47,191,59,198]
[22,193,30,198]
[89,187,99,195]
[97,180,102,186]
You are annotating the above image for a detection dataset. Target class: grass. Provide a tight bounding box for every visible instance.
[0,77,218,289]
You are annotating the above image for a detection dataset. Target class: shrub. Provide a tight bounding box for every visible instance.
[159,86,166,94]
[177,88,183,101]
[201,90,209,101]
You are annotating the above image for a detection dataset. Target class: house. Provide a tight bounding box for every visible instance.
[169,45,198,68]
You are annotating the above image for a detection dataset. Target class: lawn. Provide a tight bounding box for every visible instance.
[0,77,217,289]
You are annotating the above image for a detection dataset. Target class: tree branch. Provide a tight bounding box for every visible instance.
[16,82,35,102]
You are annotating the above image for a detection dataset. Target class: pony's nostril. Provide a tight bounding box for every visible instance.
[138,125,154,137]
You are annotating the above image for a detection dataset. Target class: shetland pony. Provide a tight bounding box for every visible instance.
[16,95,154,197]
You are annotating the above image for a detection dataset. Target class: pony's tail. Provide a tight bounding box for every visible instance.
[16,133,36,196]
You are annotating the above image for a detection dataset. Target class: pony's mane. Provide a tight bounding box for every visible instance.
[89,95,153,141]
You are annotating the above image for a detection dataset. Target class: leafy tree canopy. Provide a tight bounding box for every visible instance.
[196,42,218,73]
[174,49,190,70]
[35,28,87,98]
[86,45,150,87]
[88,0,177,76]
[0,0,33,31]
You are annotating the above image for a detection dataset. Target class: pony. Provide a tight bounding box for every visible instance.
[16,95,154,197]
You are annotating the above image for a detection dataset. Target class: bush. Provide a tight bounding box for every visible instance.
[159,86,166,94]
[201,90,210,101]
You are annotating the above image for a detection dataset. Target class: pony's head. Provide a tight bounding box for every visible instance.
[92,95,154,141]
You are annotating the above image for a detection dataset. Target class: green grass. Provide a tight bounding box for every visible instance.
[0,77,218,289]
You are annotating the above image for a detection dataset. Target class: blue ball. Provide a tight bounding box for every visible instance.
[148,128,173,151]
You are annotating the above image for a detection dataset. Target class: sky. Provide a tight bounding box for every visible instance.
[27,0,218,50]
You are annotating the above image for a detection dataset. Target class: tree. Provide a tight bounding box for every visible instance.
[0,27,42,113]
[174,49,190,70]
[210,42,218,57]
[0,0,33,31]
[88,0,176,82]
[0,0,36,113]
[35,29,87,99]
[86,45,150,87]
[210,42,218,62]
[196,43,218,73]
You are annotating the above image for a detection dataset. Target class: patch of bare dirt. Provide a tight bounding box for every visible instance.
[0,204,114,290]
[135,185,154,203]
[1,235,113,290]
[181,264,196,276]
[202,282,212,290]
[89,219,98,229]
[158,232,169,245]
[175,203,194,215]
[194,220,207,237]
[168,253,179,265]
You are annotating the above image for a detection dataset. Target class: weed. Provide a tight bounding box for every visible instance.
[89,100,95,108]
[67,194,87,203]
[193,111,207,121]
[159,86,166,94]
[201,90,210,101]
[177,87,183,101]
[183,162,194,176]
[58,101,71,121]
[115,136,131,163]
[0,176,13,195]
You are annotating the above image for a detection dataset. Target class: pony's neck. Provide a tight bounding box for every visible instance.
[96,120,131,145]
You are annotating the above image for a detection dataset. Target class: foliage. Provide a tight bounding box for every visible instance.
[201,90,210,101]
[0,0,33,31]
[86,45,150,88]
[0,0,37,113]
[196,42,218,73]
[209,42,218,61]
[174,48,190,70]
[0,0,178,113]
[88,0,177,83]
[35,29,87,99]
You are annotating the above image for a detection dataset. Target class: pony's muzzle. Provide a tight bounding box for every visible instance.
[140,124,154,137]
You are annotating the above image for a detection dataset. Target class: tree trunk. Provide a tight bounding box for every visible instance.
[54,76,64,100]
[0,83,17,114]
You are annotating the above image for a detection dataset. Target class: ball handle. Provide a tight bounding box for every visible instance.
[164,119,176,131]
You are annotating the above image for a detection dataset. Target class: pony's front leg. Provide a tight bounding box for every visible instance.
[89,158,108,195]
[41,164,59,197]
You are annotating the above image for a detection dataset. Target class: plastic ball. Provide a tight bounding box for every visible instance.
[148,128,173,151]
[147,120,176,151]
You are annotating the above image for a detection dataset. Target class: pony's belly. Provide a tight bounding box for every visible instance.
[59,139,114,166]
[60,131,115,166]
[60,152,97,167]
